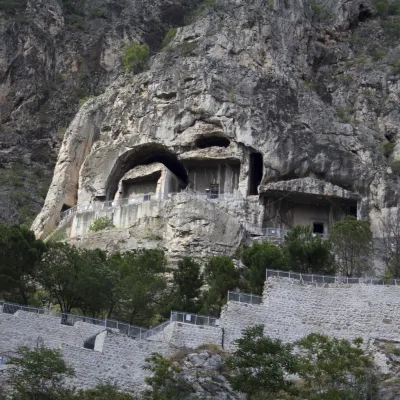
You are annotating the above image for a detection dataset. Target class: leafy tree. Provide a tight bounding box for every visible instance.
[88,216,114,232]
[107,249,168,326]
[37,243,114,315]
[7,347,75,400]
[0,225,47,304]
[143,353,193,400]
[296,334,379,399]
[201,256,240,316]
[167,257,204,314]
[379,209,400,278]
[225,325,298,399]
[123,43,150,73]
[330,216,373,277]
[283,225,335,275]
[241,241,287,294]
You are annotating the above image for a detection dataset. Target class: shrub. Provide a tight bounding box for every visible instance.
[311,0,334,23]
[382,141,396,157]
[123,43,150,73]
[179,41,198,56]
[373,0,400,16]
[89,216,114,232]
[391,160,400,173]
[162,28,177,49]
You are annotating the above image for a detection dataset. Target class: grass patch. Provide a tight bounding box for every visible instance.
[391,160,400,173]
[169,349,192,362]
[179,41,199,56]
[196,344,227,357]
[162,28,177,49]
[382,142,396,157]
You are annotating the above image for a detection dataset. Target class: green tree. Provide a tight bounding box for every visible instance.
[0,225,47,304]
[330,216,373,277]
[241,242,287,295]
[37,243,114,315]
[296,334,379,399]
[143,353,193,400]
[168,257,204,314]
[201,256,240,316]
[7,347,75,400]
[225,325,298,399]
[107,249,168,326]
[283,225,335,274]
[123,43,150,73]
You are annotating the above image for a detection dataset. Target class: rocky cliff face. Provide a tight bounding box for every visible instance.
[32,0,400,247]
[0,0,198,225]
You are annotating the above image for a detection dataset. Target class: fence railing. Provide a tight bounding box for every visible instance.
[0,301,148,338]
[266,269,400,286]
[140,320,171,340]
[245,224,329,240]
[170,311,220,327]
[60,190,245,220]
[228,291,263,305]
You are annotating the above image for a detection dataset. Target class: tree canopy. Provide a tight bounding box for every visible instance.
[283,225,335,275]
[330,216,373,277]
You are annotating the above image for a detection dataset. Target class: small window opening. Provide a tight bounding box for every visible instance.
[313,223,324,234]
[210,183,219,199]
[196,136,230,149]
[249,153,263,195]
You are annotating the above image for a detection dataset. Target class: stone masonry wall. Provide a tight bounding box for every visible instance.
[4,277,400,393]
[221,278,400,347]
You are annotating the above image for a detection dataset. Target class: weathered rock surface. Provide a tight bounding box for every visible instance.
[33,0,400,251]
[0,0,199,225]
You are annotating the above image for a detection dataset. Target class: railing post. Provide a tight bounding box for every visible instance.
[289,271,291,279]
[250,294,253,304]
[208,316,210,326]
[195,314,197,325]
[323,275,325,284]
[312,274,314,284]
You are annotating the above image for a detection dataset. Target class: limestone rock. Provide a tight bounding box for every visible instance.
[31,0,400,259]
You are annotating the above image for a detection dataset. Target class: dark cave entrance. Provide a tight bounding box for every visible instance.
[195,136,231,149]
[249,153,263,195]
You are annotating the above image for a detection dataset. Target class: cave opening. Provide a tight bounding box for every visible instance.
[249,153,263,195]
[106,145,188,200]
[195,136,231,149]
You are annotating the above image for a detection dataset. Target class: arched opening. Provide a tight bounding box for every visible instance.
[195,136,231,149]
[249,153,263,195]
[105,144,188,200]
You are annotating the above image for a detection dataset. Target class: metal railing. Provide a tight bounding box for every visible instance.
[266,269,400,286]
[60,190,245,220]
[245,224,329,240]
[0,301,148,338]
[140,320,171,340]
[170,311,219,327]
[228,291,263,305]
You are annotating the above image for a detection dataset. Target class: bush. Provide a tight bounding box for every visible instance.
[382,141,396,157]
[391,160,400,173]
[123,43,150,73]
[373,0,400,16]
[296,334,380,399]
[162,28,177,49]
[89,216,114,232]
